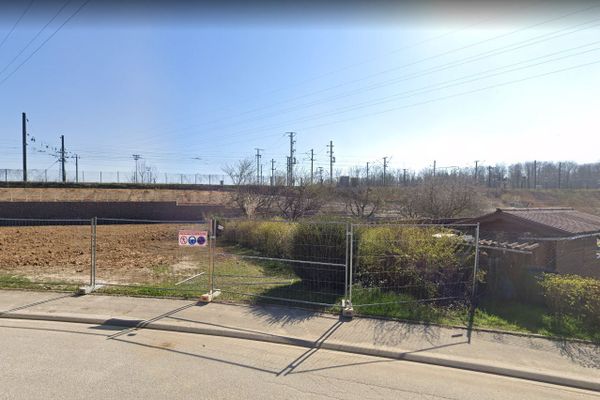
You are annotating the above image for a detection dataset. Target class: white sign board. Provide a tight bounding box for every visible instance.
[178,230,208,247]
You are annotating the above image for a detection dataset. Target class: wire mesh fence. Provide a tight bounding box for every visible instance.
[212,218,349,307]
[1,168,225,185]
[0,218,93,289]
[349,223,480,319]
[0,216,482,321]
[94,218,211,294]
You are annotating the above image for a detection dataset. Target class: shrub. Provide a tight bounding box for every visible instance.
[289,222,347,289]
[254,221,295,258]
[221,220,295,258]
[355,225,472,299]
[539,274,600,330]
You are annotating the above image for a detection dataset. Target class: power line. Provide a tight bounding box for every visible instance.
[107,2,600,148]
[0,0,92,87]
[122,22,600,153]
[212,36,600,139]
[292,56,600,135]
[0,0,35,51]
[65,22,599,167]
[0,0,72,79]
[99,2,533,146]
[116,2,592,149]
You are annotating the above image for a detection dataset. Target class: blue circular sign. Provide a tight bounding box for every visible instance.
[188,236,197,245]
[197,236,206,245]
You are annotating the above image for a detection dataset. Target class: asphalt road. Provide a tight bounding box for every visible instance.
[0,319,598,400]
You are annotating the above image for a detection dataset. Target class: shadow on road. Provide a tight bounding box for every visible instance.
[89,301,207,339]
[0,292,77,315]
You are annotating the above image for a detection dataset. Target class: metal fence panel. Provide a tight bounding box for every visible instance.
[0,218,92,289]
[94,218,210,294]
[349,223,480,315]
[212,218,348,307]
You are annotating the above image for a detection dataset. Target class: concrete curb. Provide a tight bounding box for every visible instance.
[1,312,598,392]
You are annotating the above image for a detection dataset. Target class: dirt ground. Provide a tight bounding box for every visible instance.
[0,224,210,284]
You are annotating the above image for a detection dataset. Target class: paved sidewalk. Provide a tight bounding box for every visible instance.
[0,289,598,391]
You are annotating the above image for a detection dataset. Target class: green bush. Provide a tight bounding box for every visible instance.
[539,274,600,330]
[289,222,347,288]
[222,221,474,298]
[221,220,295,258]
[355,226,472,299]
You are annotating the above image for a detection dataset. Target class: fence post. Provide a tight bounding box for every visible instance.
[471,223,480,304]
[201,218,220,302]
[349,223,354,304]
[342,223,354,318]
[344,222,349,302]
[90,217,97,288]
[210,218,215,294]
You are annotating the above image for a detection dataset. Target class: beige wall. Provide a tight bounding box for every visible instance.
[0,187,232,205]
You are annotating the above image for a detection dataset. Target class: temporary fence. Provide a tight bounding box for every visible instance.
[0,218,93,288]
[0,217,481,316]
[1,168,225,186]
[93,218,211,294]
[349,223,480,313]
[213,218,349,307]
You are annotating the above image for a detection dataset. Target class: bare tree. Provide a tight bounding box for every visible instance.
[277,183,326,221]
[223,158,273,218]
[130,161,158,184]
[223,158,255,186]
[399,177,478,219]
[339,186,385,219]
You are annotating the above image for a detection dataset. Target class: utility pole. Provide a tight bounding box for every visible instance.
[433,160,436,177]
[403,168,407,185]
[270,159,276,186]
[254,148,263,184]
[75,155,79,183]
[287,132,296,186]
[22,112,27,182]
[327,140,335,184]
[558,162,562,189]
[533,160,537,189]
[317,167,324,185]
[366,162,370,185]
[383,157,388,186]
[488,166,493,188]
[310,149,314,184]
[60,135,66,183]
[474,160,479,184]
[132,154,141,183]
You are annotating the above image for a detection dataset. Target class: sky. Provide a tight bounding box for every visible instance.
[0,0,599,181]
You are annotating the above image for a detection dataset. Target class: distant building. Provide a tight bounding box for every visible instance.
[338,176,350,187]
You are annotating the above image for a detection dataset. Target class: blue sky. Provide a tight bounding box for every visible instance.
[0,1,599,180]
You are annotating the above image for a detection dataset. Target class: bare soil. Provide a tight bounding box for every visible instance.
[0,224,210,285]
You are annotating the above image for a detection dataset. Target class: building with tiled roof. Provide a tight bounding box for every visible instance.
[467,208,600,279]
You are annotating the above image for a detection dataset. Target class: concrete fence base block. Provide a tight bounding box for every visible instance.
[341,299,354,319]
[77,285,104,295]
[200,290,221,303]
[77,286,94,295]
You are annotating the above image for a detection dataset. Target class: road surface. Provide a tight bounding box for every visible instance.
[0,319,597,400]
